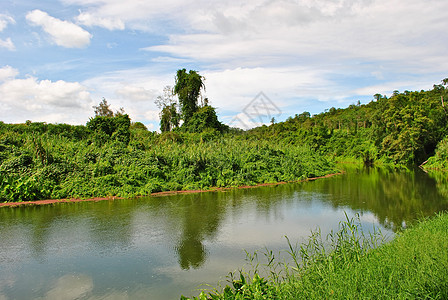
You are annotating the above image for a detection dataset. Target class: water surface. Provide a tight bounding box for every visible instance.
[0,167,447,299]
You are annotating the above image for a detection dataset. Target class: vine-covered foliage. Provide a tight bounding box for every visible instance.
[86,114,131,146]
[180,105,229,133]
[174,69,205,123]
[0,120,335,202]
[162,69,228,134]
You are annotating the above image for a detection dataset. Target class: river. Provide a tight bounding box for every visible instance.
[0,166,447,299]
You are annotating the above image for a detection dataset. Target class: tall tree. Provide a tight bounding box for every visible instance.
[174,69,205,123]
[93,98,114,117]
[93,98,125,117]
[155,86,179,132]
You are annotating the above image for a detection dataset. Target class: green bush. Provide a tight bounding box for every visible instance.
[86,114,131,146]
[424,135,448,170]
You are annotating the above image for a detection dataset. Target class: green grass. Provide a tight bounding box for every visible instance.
[182,212,448,299]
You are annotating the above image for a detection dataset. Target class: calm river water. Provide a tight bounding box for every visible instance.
[1,167,447,299]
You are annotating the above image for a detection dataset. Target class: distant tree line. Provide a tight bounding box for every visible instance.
[250,78,448,165]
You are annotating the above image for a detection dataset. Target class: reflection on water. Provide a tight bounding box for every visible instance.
[0,167,447,299]
[309,166,448,230]
[427,169,448,198]
[40,274,93,300]
[174,194,224,270]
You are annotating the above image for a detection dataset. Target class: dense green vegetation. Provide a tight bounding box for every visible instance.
[424,135,448,170]
[250,81,448,166]
[1,74,448,203]
[182,212,448,299]
[0,120,335,202]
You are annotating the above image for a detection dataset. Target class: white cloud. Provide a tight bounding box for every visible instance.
[0,14,16,51]
[228,112,270,130]
[114,84,162,122]
[61,0,188,33]
[204,67,330,108]
[57,0,448,75]
[115,85,158,102]
[0,37,15,50]
[26,9,92,48]
[63,0,186,20]
[0,66,19,81]
[44,274,93,300]
[7,0,447,128]
[0,14,15,31]
[353,78,439,98]
[0,69,92,124]
[151,56,191,64]
[80,68,175,127]
[144,0,447,68]
[76,12,125,30]
[142,110,160,122]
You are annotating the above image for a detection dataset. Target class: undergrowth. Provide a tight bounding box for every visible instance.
[0,122,337,202]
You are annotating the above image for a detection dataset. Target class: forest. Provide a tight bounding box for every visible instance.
[1,71,447,203]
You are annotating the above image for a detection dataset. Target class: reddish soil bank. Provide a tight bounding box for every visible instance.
[0,172,343,208]
[0,196,124,208]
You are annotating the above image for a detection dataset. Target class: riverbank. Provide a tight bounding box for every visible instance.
[1,122,338,203]
[0,172,343,207]
[182,212,448,299]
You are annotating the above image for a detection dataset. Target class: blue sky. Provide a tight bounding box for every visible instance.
[1,0,448,130]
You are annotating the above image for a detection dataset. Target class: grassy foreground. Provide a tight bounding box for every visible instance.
[182,212,448,299]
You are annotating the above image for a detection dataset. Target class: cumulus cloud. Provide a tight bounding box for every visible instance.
[1,77,90,107]
[0,65,19,81]
[0,67,92,124]
[26,9,92,48]
[204,67,330,107]
[114,84,162,123]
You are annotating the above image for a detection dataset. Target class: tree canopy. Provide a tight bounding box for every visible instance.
[174,69,205,123]
[157,69,227,134]
[93,98,114,117]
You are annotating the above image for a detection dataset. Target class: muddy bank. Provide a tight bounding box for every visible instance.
[0,172,343,208]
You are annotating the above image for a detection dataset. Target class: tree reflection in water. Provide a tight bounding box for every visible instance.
[0,166,447,272]
[301,166,448,231]
[173,192,225,269]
